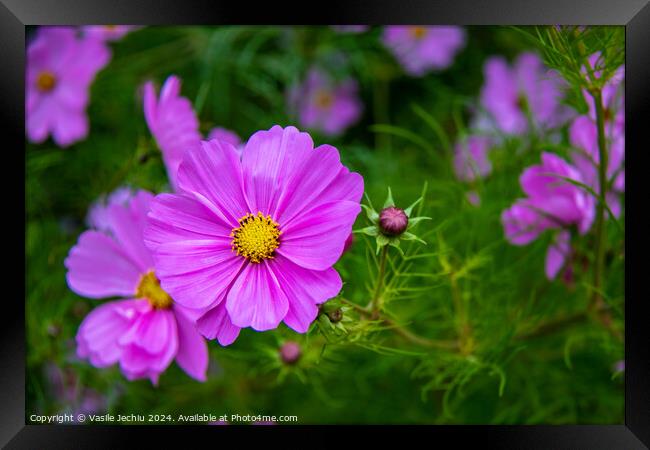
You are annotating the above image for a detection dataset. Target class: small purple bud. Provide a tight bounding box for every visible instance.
[279,341,301,364]
[379,206,408,236]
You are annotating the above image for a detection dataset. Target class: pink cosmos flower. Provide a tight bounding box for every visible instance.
[502,152,595,280]
[480,52,572,136]
[569,115,625,217]
[382,26,466,76]
[288,68,363,137]
[26,26,111,147]
[453,135,493,182]
[581,53,624,132]
[82,25,140,42]
[143,76,202,191]
[65,190,208,384]
[145,125,363,346]
[86,186,135,233]
[545,230,572,280]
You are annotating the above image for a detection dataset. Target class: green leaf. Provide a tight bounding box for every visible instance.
[404,197,422,217]
[376,234,390,254]
[401,232,427,245]
[361,204,379,222]
[411,103,451,152]
[406,216,432,228]
[389,239,404,256]
[383,186,394,208]
[354,226,378,237]
[369,124,436,156]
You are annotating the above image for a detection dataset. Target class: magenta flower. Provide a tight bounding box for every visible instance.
[545,230,572,280]
[82,25,140,42]
[65,190,208,384]
[86,186,135,233]
[453,135,493,182]
[502,152,595,279]
[480,52,572,136]
[26,27,110,147]
[288,68,363,137]
[581,53,624,131]
[143,75,202,191]
[569,115,625,217]
[382,26,465,76]
[145,125,363,345]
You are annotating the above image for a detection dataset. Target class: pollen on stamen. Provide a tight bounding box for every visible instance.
[136,270,173,309]
[231,212,281,263]
[36,71,57,93]
[409,26,428,39]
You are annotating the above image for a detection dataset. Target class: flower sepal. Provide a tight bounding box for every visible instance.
[355,187,431,255]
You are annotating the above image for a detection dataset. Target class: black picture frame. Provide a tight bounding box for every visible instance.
[4,0,649,447]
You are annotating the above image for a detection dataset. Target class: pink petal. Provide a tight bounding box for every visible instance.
[545,230,571,280]
[119,309,178,382]
[173,306,208,381]
[106,191,155,273]
[274,143,348,224]
[270,255,342,333]
[176,139,249,226]
[51,107,89,148]
[26,96,54,143]
[76,299,140,367]
[196,300,241,346]
[65,231,142,299]
[118,307,171,355]
[144,76,202,191]
[153,240,244,310]
[278,200,361,271]
[240,125,314,216]
[144,193,232,251]
[226,262,289,331]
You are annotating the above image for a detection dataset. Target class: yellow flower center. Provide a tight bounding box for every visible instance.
[231,212,281,263]
[409,26,428,39]
[136,271,173,309]
[36,71,57,92]
[315,90,334,109]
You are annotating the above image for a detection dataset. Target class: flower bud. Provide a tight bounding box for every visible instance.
[379,206,408,236]
[279,341,301,364]
[327,308,343,323]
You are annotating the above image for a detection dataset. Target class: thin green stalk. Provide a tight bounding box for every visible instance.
[370,246,389,318]
[589,89,623,341]
[590,89,608,309]
[340,298,457,350]
[450,275,473,354]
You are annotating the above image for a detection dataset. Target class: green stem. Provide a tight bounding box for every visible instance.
[451,275,472,354]
[340,298,457,350]
[370,246,389,318]
[589,89,623,341]
[591,89,608,309]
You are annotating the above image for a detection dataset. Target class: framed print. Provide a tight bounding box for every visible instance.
[3,0,649,447]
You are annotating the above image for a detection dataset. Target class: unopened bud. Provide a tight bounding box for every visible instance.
[279,341,301,364]
[327,308,343,323]
[379,206,408,236]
